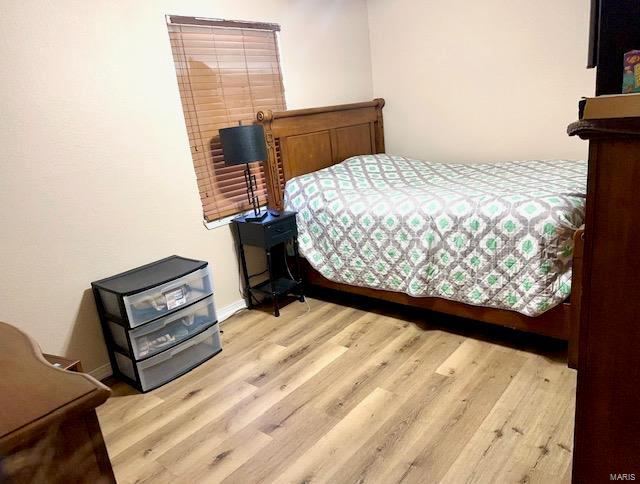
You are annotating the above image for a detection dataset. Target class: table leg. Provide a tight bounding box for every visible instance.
[266,248,279,317]
[292,237,305,302]
[235,226,252,309]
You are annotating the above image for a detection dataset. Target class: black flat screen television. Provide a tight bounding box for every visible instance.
[587,0,600,69]
[588,0,640,95]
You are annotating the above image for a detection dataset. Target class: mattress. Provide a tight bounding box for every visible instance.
[283,154,587,317]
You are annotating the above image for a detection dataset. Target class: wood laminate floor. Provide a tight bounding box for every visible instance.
[98,296,576,484]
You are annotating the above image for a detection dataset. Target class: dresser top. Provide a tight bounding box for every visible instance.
[0,322,109,444]
[568,116,640,140]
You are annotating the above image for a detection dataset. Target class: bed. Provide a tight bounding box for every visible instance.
[256,99,586,367]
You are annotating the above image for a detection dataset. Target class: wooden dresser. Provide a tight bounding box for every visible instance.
[0,321,115,483]
[568,117,640,482]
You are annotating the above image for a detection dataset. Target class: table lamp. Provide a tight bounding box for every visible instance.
[219,124,268,221]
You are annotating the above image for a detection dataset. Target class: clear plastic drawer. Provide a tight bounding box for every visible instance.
[123,267,213,328]
[107,295,216,360]
[114,324,221,392]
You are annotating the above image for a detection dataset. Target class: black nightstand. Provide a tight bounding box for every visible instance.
[232,211,305,317]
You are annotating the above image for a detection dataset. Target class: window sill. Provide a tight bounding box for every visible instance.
[202,206,267,230]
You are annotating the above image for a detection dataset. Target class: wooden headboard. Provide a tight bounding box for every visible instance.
[256,98,385,210]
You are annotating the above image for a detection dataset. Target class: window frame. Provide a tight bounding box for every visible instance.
[167,15,286,223]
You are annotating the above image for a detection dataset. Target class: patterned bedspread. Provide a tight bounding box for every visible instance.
[284,154,587,316]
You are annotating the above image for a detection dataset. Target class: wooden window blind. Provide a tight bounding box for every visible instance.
[167,16,286,221]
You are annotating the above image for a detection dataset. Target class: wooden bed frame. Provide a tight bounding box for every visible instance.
[256,99,584,367]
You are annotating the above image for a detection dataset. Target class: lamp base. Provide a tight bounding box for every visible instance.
[241,164,268,222]
[244,211,268,222]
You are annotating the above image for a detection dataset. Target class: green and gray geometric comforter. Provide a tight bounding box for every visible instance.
[284,154,587,316]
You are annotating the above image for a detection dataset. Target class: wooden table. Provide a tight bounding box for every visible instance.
[0,321,115,483]
[233,210,305,317]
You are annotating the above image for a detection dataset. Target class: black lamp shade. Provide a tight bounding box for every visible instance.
[219,125,267,166]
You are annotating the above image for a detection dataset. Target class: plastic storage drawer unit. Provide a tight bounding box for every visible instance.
[92,255,221,392]
[108,295,217,360]
[114,324,221,392]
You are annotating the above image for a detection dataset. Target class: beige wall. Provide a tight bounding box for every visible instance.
[366,0,595,162]
[0,0,372,373]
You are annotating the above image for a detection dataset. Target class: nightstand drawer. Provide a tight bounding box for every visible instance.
[234,211,298,249]
[264,217,297,247]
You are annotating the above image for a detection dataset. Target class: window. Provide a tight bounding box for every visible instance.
[167,16,286,221]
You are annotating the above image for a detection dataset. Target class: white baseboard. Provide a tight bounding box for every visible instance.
[217,298,248,324]
[87,298,247,381]
[89,362,113,382]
